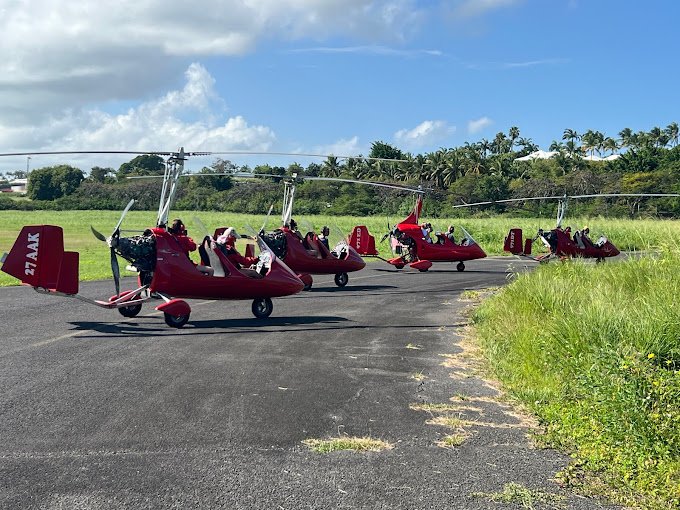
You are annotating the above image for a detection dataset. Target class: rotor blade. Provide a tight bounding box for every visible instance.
[303,176,426,193]
[112,199,135,236]
[111,248,120,297]
[90,226,107,242]
[569,193,680,199]
[451,193,680,209]
[0,150,174,157]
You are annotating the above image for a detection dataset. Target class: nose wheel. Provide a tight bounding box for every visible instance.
[334,272,349,287]
[119,303,142,318]
[456,262,465,272]
[164,312,190,328]
[252,297,273,318]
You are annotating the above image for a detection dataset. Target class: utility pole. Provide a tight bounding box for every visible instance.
[26,156,31,177]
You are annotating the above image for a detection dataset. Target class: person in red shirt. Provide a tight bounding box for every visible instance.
[215,228,258,268]
[169,218,197,257]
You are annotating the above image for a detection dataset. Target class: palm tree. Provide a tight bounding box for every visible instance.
[603,137,619,155]
[491,132,509,154]
[664,122,678,147]
[562,128,580,145]
[549,140,565,152]
[618,127,633,148]
[321,156,341,177]
[508,126,520,151]
[581,130,597,156]
[517,137,538,154]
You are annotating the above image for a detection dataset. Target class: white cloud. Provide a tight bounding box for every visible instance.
[468,116,493,134]
[0,1,426,125]
[394,120,455,149]
[0,64,277,172]
[314,137,365,158]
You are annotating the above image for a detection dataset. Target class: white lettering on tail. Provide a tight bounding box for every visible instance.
[25,232,39,275]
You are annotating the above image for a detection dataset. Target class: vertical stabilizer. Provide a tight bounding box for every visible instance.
[1,225,79,293]
[349,226,378,256]
[504,228,524,255]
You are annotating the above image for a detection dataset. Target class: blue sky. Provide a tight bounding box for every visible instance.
[1,0,678,174]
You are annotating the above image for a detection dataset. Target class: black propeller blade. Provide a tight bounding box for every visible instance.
[91,199,135,296]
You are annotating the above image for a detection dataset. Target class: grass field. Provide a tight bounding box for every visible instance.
[1,209,680,286]
[473,248,680,509]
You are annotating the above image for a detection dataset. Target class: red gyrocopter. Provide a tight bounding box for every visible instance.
[255,172,425,289]
[490,193,679,262]
[0,149,304,328]
[350,194,487,272]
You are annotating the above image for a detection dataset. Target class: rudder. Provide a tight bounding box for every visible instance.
[349,226,378,256]
[504,228,524,255]
[1,225,79,293]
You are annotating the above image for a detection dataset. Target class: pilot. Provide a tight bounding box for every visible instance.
[215,228,258,269]
[288,218,305,241]
[169,218,196,258]
[318,226,331,250]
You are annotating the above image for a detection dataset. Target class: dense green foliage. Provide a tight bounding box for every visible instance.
[27,164,84,200]
[473,249,680,509]
[1,124,678,218]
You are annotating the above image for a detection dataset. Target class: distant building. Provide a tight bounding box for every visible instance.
[9,178,27,193]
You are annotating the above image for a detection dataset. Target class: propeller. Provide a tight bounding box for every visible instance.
[259,204,274,235]
[91,199,135,296]
[380,221,392,243]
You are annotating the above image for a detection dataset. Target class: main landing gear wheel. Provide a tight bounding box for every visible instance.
[596,257,604,264]
[303,281,313,291]
[334,272,349,287]
[456,261,465,272]
[118,303,142,318]
[252,297,273,319]
[394,264,405,270]
[164,312,190,328]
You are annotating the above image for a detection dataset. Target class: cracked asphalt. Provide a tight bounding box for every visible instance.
[0,258,618,509]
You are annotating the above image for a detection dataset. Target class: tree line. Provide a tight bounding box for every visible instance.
[1,123,679,218]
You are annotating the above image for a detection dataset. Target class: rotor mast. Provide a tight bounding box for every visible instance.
[556,196,568,228]
[157,148,186,228]
[281,174,297,227]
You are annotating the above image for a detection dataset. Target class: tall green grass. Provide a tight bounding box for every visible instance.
[473,244,680,509]
[1,210,679,286]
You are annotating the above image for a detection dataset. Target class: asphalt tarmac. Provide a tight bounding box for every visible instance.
[0,258,618,509]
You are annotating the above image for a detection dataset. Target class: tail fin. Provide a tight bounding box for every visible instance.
[1,225,79,294]
[349,225,379,256]
[503,228,524,255]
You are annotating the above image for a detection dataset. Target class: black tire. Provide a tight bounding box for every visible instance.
[303,281,313,291]
[119,303,142,318]
[394,264,405,270]
[252,297,273,319]
[418,268,428,272]
[334,272,349,287]
[596,257,604,264]
[456,261,465,272]
[164,312,189,328]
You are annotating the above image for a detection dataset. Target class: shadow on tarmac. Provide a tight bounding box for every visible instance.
[69,316,468,338]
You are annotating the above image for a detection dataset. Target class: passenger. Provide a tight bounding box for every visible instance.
[582,226,591,244]
[318,225,331,250]
[215,228,258,269]
[420,222,433,243]
[445,225,456,244]
[168,218,196,258]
